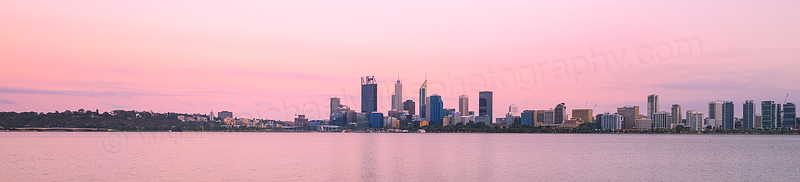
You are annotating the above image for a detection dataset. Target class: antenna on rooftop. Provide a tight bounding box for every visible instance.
[785,93,790,104]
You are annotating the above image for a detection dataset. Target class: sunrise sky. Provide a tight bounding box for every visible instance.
[2,0,799,120]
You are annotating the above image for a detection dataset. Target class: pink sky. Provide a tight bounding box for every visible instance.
[2,0,799,120]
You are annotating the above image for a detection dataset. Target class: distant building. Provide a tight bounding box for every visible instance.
[554,103,567,124]
[743,100,756,130]
[671,104,682,125]
[330,97,341,117]
[398,113,413,128]
[722,101,735,130]
[475,116,491,125]
[217,111,233,119]
[294,115,309,127]
[521,110,535,126]
[357,112,370,127]
[459,95,469,118]
[598,113,623,130]
[387,110,406,119]
[479,91,493,123]
[534,110,547,126]
[425,96,431,121]
[209,110,214,122]
[418,120,429,127]
[756,114,762,129]
[687,110,704,131]
[509,104,520,117]
[503,113,515,126]
[652,112,669,129]
[617,106,640,129]
[635,119,653,130]
[419,78,427,120]
[562,118,584,128]
[392,78,403,111]
[370,112,384,128]
[384,116,398,129]
[708,100,733,129]
[647,94,659,119]
[361,76,378,113]
[572,109,593,123]
[403,100,416,116]
[783,103,796,130]
[543,109,555,124]
[761,101,780,130]
[429,95,444,126]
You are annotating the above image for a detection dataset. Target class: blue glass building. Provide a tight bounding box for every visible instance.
[783,103,796,129]
[361,76,378,113]
[521,110,534,126]
[429,95,444,126]
[370,112,383,128]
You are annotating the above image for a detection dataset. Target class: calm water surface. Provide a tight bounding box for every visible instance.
[1,132,799,181]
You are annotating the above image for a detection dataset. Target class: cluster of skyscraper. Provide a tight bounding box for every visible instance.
[595,94,797,131]
[328,76,491,128]
[327,76,798,131]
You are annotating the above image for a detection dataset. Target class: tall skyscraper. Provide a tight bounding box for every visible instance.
[647,94,659,119]
[722,101,735,130]
[425,96,431,121]
[429,95,444,126]
[617,106,640,129]
[330,97,341,116]
[708,100,724,128]
[671,104,682,126]
[686,110,704,131]
[783,102,796,129]
[403,100,416,116]
[391,78,403,110]
[479,91,493,123]
[419,78,427,119]
[743,100,756,130]
[458,95,469,117]
[361,76,378,113]
[761,101,780,130]
[554,103,566,124]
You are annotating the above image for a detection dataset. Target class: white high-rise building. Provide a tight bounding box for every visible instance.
[600,112,624,130]
[687,110,704,131]
[392,78,403,111]
[708,100,724,128]
[647,94,659,119]
[419,78,427,119]
[509,104,520,117]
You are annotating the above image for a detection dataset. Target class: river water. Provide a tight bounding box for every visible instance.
[2,132,799,181]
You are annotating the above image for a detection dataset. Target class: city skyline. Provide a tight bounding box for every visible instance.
[2,1,800,121]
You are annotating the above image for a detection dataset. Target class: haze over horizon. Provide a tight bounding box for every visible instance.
[2,0,799,120]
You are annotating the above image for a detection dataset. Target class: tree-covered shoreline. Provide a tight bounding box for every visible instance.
[0,110,274,132]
